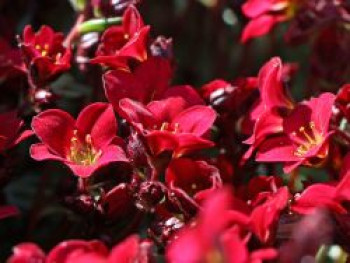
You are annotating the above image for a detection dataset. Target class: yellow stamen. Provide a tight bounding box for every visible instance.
[68,130,102,166]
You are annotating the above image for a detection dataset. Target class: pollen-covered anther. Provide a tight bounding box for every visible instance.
[159,122,180,134]
[35,43,50,57]
[68,130,102,166]
[292,122,323,157]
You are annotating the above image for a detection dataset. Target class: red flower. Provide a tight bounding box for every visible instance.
[8,243,46,263]
[119,97,216,156]
[256,93,335,172]
[292,172,350,214]
[166,189,277,263]
[249,187,289,243]
[46,240,108,263]
[243,57,293,160]
[19,25,72,86]
[237,176,283,206]
[165,158,222,203]
[0,111,33,154]
[107,235,153,263]
[30,103,128,177]
[241,0,297,43]
[103,57,203,109]
[8,236,153,263]
[90,5,150,69]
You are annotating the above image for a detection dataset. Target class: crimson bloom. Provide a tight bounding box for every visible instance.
[119,97,216,156]
[256,92,336,172]
[249,186,289,243]
[8,243,46,263]
[0,111,33,154]
[165,158,222,203]
[243,57,294,160]
[90,5,150,69]
[8,236,153,263]
[292,170,350,214]
[103,57,203,110]
[30,103,128,178]
[241,0,298,43]
[19,25,72,86]
[166,189,277,263]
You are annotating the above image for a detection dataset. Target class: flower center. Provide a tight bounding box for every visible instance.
[35,44,50,57]
[68,130,102,166]
[158,122,180,133]
[292,122,323,157]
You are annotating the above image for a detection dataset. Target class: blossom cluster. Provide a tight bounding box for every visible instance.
[0,0,350,262]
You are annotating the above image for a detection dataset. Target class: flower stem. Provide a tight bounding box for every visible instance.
[77,17,122,35]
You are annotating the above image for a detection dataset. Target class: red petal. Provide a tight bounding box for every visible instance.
[104,69,142,107]
[292,184,345,214]
[23,25,35,43]
[241,14,281,43]
[172,105,216,136]
[76,103,117,149]
[46,240,108,263]
[258,57,293,110]
[119,26,150,62]
[31,110,75,156]
[30,143,66,162]
[14,130,34,146]
[243,109,283,160]
[108,235,140,262]
[35,25,55,47]
[103,57,171,106]
[147,97,189,123]
[8,243,45,263]
[67,145,128,178]
[119,98,156,131]
[145,131,178,155]
[166,158,219,196]
[250,187,289,243]
[163,85,204,106]
[175,134,214,157]
[250,248,278,262]
[242,0,274,18]
[309,92,336,134]
[123,6,144,35]
[256,136,300,162]
[335,173,350,201]
[221,232,249,263]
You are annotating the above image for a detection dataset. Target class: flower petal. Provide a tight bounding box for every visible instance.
[67,144,128,178]
[31,109,75,156]
[256,136,300,162]
[76,102,117,149]
[172,105,216,136]
[30,143,66,162]
[241,14,281,43]
[242,0,274,18]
